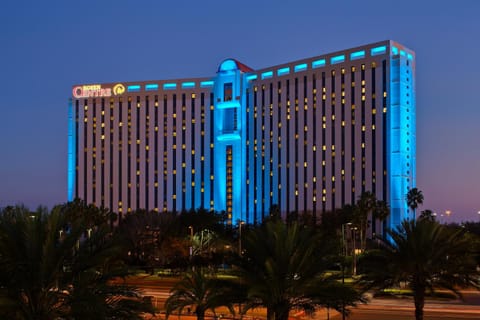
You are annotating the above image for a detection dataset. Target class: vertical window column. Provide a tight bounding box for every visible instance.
[226,145,233,222]
[154,96,159,211]
[330,70,336,210]
[136,96,141,210]
[118,98,123,217]
[321,73,326,212]
[108,98,114,211]
[340,69,346,207]
[163,95,168,211]
[361,64,366,194]
[200,93,205,209]
[92,99,97,204]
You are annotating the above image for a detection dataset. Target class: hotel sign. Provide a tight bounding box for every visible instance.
[73,83,125,98]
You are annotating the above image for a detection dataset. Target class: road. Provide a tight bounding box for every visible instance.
[125,275,480,320]
[325,292,480,320]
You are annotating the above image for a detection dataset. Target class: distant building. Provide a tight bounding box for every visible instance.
[68,40,416,231]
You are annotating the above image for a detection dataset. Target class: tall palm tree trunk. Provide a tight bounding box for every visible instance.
[268,305,290,320]
[413,285,425,320]
[267,308,275,320]
[196,306,205,320]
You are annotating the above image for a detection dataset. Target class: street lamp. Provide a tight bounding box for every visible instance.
[188,226,194,257]
[341,222,352,320]
[352,227,358,276]
[341,222,353,257]
[238,221,245,255]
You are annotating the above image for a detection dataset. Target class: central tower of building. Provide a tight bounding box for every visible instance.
[213,59,253,224]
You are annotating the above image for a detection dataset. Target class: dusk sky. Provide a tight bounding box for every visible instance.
[1,0,479,222]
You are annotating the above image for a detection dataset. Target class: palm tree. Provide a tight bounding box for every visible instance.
[352,191,376,250]
[0,205,69,319]
[406,187,424,218]
[232,219,361,320]
[372,200,390,238]
[419,209,435,222]
[0,204,154,320]
[165,267,235,320]
[360,219,480,320]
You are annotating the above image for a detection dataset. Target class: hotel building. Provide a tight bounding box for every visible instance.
[68,40,416,230]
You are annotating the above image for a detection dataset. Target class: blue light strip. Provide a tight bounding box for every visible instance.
[216,101,240,109]
[145,84,158,91]
[200,80,214,87]
[67,99,75,201]
[182,82,196,88]
[127,85,141,92]
[277,67,290,76]
[400,50,406,57]
[407,53,413,60]
[246,74,258,81]
[392,46,399,55]
[350,50,365,60]
[261,71,273,79]
[331,55,345,64]
[294,63,307,72]
[312,59,326,68]
[217,133,241,141]
[163,83,177,90]
[371,45,387,56]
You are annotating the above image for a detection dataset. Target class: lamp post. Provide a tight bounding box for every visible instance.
[341,222,352,320]
[352,227,358,276]
[238,221,245,255]
[188,226,194,258]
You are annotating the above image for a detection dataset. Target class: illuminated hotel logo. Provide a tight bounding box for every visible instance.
[72,83,125,98]
[113,83,125,95]
[73,84,111,98]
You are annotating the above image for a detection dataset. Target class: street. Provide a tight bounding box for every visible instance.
[125,275,480,320]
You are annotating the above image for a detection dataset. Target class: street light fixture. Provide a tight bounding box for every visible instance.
[188,226,194,257]
[352,227,358,276]
[238,221,245,255]
[341,222,352,320]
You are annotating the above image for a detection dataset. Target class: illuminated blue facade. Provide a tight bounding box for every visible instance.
[213,59,252,223]
[70,40,416,232]
[387,46,416,228]
[67,99,75,202]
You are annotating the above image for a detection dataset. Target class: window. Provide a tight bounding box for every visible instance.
[224,83,233,101]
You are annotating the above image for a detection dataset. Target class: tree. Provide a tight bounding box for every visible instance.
[419,209,435,222]
[372,200,390,238]
[118,209,182,268]
[232,220,361,320]
[352,191,376,250]
[360,219,480,320]
[406,187,424,218]
[165,268,235,320]
[0,203,153,319]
